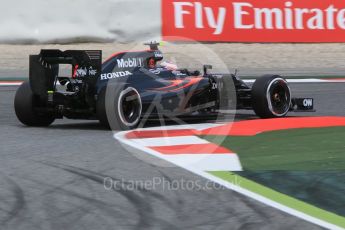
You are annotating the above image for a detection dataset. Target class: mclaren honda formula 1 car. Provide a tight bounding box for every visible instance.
[14,42,314,130]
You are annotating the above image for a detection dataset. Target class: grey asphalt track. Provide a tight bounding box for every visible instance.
[1,82,343,230]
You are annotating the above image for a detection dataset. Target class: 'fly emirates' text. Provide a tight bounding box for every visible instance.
[173,1,345,34]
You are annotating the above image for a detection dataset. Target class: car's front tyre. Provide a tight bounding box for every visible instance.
[252,75,291,118]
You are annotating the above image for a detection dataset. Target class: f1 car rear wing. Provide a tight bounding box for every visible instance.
[29,49,102,97]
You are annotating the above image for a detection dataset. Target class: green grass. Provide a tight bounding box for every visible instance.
[203,127,345,170]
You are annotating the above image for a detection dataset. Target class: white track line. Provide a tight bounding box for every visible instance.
[0,82,23,86]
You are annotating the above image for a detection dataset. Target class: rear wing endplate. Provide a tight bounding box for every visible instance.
[29,49,102,97]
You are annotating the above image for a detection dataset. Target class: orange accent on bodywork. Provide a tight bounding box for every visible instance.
[150,77,203,92]
[153,79,184,91]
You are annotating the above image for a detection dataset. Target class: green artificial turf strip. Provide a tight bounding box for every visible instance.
[203,127,345,170]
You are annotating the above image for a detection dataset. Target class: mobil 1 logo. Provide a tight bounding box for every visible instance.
[117,58,144,68]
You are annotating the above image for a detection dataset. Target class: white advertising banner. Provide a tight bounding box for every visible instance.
[0,0,161,43]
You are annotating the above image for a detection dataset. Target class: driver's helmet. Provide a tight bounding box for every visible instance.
[147,58,156,69]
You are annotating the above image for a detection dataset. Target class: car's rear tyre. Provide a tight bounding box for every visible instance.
[252,75,291,118]
[14,81,55,126]
[97,83,142,130]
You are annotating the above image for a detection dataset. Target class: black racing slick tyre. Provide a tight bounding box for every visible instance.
[252,75,291,118]
[14,81,55,126]
[97,84,142,130]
